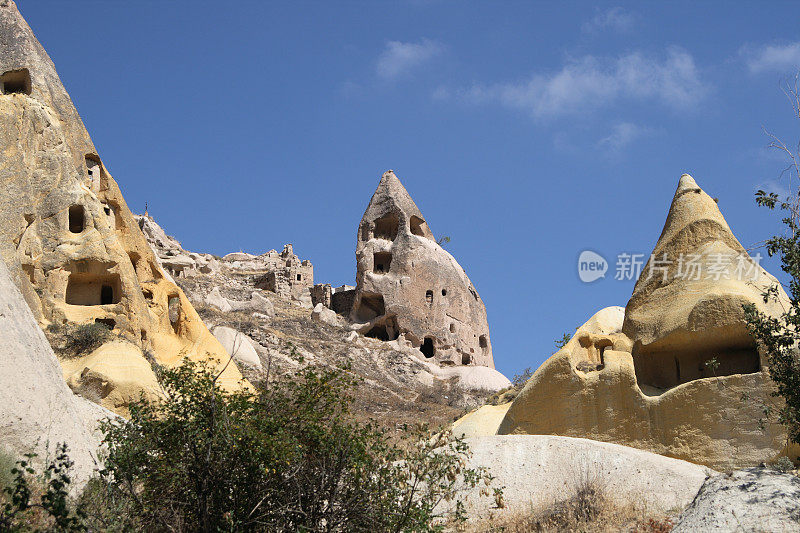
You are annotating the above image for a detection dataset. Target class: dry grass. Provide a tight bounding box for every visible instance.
[463,469,675,533]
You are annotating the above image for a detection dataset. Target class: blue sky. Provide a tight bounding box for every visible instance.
[17,1,800,378]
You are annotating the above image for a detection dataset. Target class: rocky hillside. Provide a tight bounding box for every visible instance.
[135,213,507,429]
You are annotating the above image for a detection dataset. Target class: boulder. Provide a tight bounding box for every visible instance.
[0,0,245,411]
[351,170,494,368]
[456,435,712,521]
[672,468,800,532]
[60,341,162,417]
[0,257,103,486]
[227,291,275,317]
[211,326,263,371]
[312,303,341,326]
[205,287,233,312]
[433,364,512,392]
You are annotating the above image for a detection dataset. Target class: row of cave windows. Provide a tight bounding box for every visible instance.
[363,213,429,243]
[68,203,117,234]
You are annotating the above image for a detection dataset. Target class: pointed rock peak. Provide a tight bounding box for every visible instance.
[651,173,743,259]
[676,173,699,193]
[360,170,434,240]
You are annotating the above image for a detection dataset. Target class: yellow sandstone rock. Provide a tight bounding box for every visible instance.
[0,1,245,415]
[498,176,791,470]
[61,341,162,418]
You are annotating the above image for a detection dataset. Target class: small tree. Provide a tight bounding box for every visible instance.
[744,73,800,444]
[96,359,496,532]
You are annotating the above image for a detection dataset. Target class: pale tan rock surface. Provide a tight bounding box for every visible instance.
[452,403,511,439]
[455,435,712,521]
[672,468,800,532]
[211,326,263,371]
[498,175,790,470]
[0,257,103,486]
[0,0,244,415]
[351,171,495,368]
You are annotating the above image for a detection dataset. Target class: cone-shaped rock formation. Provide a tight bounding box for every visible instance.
[0,1,244,414]
[352,171,494,368]
[624,174,787,391]
[496,174,790,470]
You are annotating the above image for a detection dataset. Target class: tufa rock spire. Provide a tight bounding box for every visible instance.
[351,170,494,368]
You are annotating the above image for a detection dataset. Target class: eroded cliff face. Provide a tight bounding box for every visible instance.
[497,175,792,470]
[351,171,494,368]
[0,0,244,414]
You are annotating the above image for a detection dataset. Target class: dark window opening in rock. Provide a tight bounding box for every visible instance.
[354,292,385,322]
[360,224,371,242]
[425,290,433,306]
[450,323,456,333]
[94,318,115,330]
[100,285,114,305]
[68,205,85,233]
[373,252,392,274]
[462,353,471,365]
[21,264,35,285]
[441,289,447,297]
[168,295,181,333]
[479,335,488,351]
[141,329,147,342]
[65,270,121,306]
[142,288,153,300]
[364,316,399,341]
[632,338,761,391]
[1,69,31,95]
[373,213,399,241]
[409,215,429,238]
[420,337,435,358]
[103,206,111,216]
[128,251,140,270]
[296,274,302,281]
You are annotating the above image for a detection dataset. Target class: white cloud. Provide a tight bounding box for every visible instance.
[447,47,708,119]
[741,42,800,73]
[598,122,649,151]
[582,7,635,34]
[376,39,444,80]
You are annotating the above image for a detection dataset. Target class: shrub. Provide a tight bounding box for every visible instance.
[96,359,496,532]
[66,322,113,354]
[511,367,534,389]
[0,444,86,532]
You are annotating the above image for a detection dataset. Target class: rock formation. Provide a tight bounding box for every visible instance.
[138,213,314,305]
[0,0,244,415]
[672,468,800,532]
[0,257,107,486]
[134,213,221,279]
[351,170,494,368]
[496,175,791,470]
[451,434,712,522]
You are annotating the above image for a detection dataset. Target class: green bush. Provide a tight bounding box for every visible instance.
[95,359,496,532]
[0,444,86,532]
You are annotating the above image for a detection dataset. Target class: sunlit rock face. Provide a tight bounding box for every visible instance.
[0,0,244,414]
[497,175,793,470]
[351,170,494,368]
